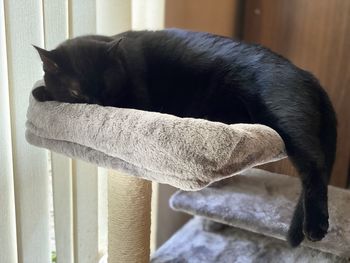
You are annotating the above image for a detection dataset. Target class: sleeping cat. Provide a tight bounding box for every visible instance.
[32,29,337,247]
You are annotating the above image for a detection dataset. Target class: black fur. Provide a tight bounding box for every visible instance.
[33,29,337,247]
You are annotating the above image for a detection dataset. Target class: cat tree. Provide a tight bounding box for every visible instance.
[26,81,349,262]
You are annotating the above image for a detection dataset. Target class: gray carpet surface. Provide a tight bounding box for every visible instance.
[151,217,348,263]
[170,169,350,257]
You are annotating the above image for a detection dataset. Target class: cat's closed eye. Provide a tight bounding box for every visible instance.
[69,89,80,97]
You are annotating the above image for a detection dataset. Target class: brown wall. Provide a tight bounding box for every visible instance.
[244,0,350,187]
[165,0,243,37]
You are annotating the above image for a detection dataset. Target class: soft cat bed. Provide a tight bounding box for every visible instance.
[170,168,350,258]
[26,81,286,190]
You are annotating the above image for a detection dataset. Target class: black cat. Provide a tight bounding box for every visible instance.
[33,29,337,247]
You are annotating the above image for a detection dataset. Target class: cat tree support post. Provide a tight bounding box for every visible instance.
[108,171,152,262]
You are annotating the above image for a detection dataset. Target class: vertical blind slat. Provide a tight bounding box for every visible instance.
[69,1,99,262]
[72,161,99,263]
[51,154,74,263]
[131,0,165,30]
[0,1,18,262]
[42,1,74,262]
[96,0,131,34]
[69,0,96,37]
[43,0,69,50]
[3,0,50,262]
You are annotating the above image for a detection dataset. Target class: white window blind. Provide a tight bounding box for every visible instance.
[0,0,165,262]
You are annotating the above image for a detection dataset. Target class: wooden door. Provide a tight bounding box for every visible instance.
[244,0,350,187]
[165,0,242,37]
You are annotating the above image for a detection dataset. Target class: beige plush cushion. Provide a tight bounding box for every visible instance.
[26,81,286,190]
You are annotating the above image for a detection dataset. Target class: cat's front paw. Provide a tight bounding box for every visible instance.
[303,206,329,242]
[32,86,53,102]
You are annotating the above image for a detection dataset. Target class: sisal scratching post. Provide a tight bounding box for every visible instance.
[108,170,152,263]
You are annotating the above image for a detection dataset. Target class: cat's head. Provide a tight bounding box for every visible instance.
[32,36,125,104]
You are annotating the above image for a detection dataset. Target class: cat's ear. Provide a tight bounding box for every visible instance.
[33,45,59,74]
[106,37,126,57]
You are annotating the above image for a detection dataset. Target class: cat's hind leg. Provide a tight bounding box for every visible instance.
[287,193,305,247]
[268,112,334,247]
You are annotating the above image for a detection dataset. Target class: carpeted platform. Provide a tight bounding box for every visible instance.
[151,217,347,263]
[151,169,350,262]
[26,81,286,191]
